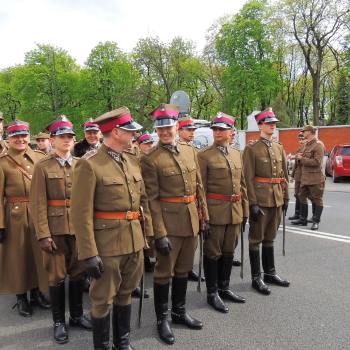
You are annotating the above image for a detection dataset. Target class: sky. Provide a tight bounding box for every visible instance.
[0,0,247,69]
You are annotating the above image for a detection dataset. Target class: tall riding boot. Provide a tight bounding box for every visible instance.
[308,202,316,223]
[154,282,174,345]
[203,255,228,313]
[218,255,245,303]
[291,203,308,225]
[171,277,203,329]
[92,312,110,350]
[311,206,323,231]
[288,197,300,220]
[68,279,92,330]
[30,288,51,309]
[50,282,68,344]
[249,249,271,295]
[112,304,134,350]
[262,246,290,287]
[14,293,32,317]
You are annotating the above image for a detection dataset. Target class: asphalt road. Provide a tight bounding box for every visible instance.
[1,177,349,350]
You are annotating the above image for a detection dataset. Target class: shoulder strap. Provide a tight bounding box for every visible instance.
[5,154,32,181]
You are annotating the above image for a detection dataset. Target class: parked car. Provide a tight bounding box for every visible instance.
[325,144,350,182]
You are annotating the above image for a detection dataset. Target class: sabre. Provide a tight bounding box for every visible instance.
[197,227,204,293]
[282,208,286,256]
[240,224,244,279]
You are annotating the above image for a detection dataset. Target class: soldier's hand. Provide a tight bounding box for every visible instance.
[39,237,57,253]
[282,199,289,213]
[155,236,172,256]
[0,228,6,243]
[250,205,265,222]
[84,256,104,279]
[242,217,248,231]
[202,221,210,239]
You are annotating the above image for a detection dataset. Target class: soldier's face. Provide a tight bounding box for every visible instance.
[85,130,100,145]
[157,126,177,144]
[139,142,154,152]
[259,122,276,135]
[36,138,51,152]
[51,134,74,152]
[212,127,231,144]
[8,134,29,151]
[178,128,195,142]
[114,128,135,150]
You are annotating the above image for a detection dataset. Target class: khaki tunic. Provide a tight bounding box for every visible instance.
[198,145,249,259]
[291,143,305,197]
[29,154,83,286]
[0,140,8,154]
[141,141,208,283]
[70,144,152,315]
[0,147,48,294]
[243,138,289,249]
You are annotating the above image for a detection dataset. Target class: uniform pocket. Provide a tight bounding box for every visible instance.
[209,166,228,179]
[162,167,181,176]
[47,206,65,217]
[94,219,120,230]
[102,176,124,185]
[48,172,64,179]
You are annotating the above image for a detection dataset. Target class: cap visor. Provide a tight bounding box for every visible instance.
[8,130,29,137]
[54,129,75,136]
[181,125,197,130]
[154,119,177,128]
[210,123,232,129]
[263,117,279,123]
[119,121,143,131]
[85,127,100,132]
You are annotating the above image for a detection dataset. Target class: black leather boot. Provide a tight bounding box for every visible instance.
[291,203,308,225]
[82,275,91,293]
[68,280,92,330]
[144,256,154,273]
[171,277,203,329]
[249,249,271,295]
[311,206,323,231]
[50,282,68,344]
[154,282,175,345]
[203,255,228,313]
[112,304,134,350]
[308,202,316,223]
[92,313,110,350]
[30,288,51,309]
[288,197,300,220]
[14,293,32,317]
[262,246,290,287]
[131,286,149,299]
[218,256,245,303]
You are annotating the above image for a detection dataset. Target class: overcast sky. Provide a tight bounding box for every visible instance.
[0,0,247,69]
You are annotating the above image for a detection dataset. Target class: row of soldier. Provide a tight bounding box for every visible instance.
[0,106,325,349]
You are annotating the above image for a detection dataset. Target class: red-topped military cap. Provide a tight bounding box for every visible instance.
[255,107,279,124]
[82,118,100,132]
[6,120,30,137]
[177,114,197,130]
[46,115,75,136]
[151,103,179,128]
[94,107,142,133]
[210,112,236,130]
[136,133,154,145]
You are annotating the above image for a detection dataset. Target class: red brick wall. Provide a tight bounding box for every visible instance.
[319,127,350,152]
[279,129,301,154]
[245,131,260,144]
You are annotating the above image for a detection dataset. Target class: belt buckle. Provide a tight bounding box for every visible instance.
[271,178,278,184]
[230,194,235,202]
[126,211,133,220]
[183,196,190,203]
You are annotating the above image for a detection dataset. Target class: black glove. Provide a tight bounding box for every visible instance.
[201,221,210,239]
[250,204,265,222]
[84,256,104,279]
[242,217,248,232]
[0,229,6,244]
[155,236,172,256]
[282,199,289,213]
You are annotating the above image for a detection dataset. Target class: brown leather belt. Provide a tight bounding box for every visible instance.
[159,195,196,204]
[7,196,29,203]
[48,199,71,207]
[94,211,140,220]
[207,192,241,202]
[255,177,286,184]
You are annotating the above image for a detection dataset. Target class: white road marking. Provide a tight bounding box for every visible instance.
[279,225,350,243]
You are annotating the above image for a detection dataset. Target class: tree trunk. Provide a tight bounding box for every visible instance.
[312,74,320,126]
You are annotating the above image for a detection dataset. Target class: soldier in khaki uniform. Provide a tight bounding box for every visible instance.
[70,107,152,350]
[0,121,50,317]
[136,133,154,154]
[198,113,248,313]
[288,132,306,220]
[0,112,8,153]
[30,116,92,344]
[243,109,290,295]
[35,132,52,154]
[291,125,325,230]
[141,104,208,345]
[177,115,204,282]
